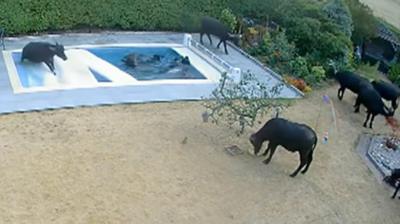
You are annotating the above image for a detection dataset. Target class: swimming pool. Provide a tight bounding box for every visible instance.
[3,43,222,93]
[87,47,206,80]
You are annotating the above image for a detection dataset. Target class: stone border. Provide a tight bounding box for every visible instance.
[356,133,399,195]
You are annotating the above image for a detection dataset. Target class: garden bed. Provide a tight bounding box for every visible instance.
[367,135,400,176]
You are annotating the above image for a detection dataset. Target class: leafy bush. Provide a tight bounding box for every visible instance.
[323,0,353,38]
[237,0,354,80]
[0,0,230,35]
[220,8,237,32]
[308,66,326,84]
[203,72,287,135]
[344,0,378,44]
[289,56,309,79]
[389,63,400,86]
[249,31,296,75]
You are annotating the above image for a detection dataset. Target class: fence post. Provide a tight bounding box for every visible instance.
[183,33,192,47]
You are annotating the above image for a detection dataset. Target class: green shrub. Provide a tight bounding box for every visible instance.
[220,8,237,32]
[289,56,309,79]
[389,63,400,86]
[0,0,230,35]
[250,30,296,74]
[323,0,353,38]
[307,66,326,84]
[344,0,378,44]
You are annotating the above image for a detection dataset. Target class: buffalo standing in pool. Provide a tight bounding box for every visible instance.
[250,117,318,177]
[21,42,67,75]
[122,53,161,68]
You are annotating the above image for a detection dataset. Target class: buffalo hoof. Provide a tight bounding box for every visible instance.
[263,159,271,165]
[363,123,367,128]
[290,173,297,178]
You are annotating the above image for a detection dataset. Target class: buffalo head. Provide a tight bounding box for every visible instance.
[50,42,67,61]
[228,33,242,46]
[249,134,263,156]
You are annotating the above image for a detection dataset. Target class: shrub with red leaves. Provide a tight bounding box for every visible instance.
[285,77,306,92]
[386,117,400,133]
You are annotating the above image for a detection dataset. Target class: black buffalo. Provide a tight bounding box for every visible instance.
[384,168,400,199]
[200,16,241,54]
[21,42,67,75]
[249,117,318,177]
[354,82,394,128]
[334,71,369,100]
[122,53,161,68]
[371,80,400,112]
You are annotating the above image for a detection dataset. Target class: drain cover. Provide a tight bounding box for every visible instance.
[225,145,243,156]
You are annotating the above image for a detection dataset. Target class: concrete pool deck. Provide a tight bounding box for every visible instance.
[0,32,302,114]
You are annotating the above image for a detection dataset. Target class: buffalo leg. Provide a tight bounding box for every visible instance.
[44,60,56,75]
[200,33,204,44]
[354,97,361,113]
[290,152,308,177]
[363,112,371,128]
[207,34,213,45]
[392,182,400,199]
[223,41,228,54]
[216,40,222,49]
[263,144,277,165]
[338,87,345,100]
[262,142,272,157]
[392,100,398,111]
[369,114,376,129]
[49,58,56,74]
[301,151,313,174]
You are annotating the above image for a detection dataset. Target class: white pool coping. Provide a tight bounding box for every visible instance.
[3,43,223,94]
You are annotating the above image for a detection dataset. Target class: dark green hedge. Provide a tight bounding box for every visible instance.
[0,0,229,35]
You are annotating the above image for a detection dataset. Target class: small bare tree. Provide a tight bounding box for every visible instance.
[203,72,288,135]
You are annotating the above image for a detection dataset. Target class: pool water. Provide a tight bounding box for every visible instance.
[86,47,206,80]
[12,52,44,88]
[11,46,207,88]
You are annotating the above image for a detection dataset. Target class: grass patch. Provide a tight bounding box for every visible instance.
[355,63,381,80]
[360,0,400,30]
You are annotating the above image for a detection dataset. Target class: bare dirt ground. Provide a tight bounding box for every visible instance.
[360,0,400,29]
[0,85,399,224]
